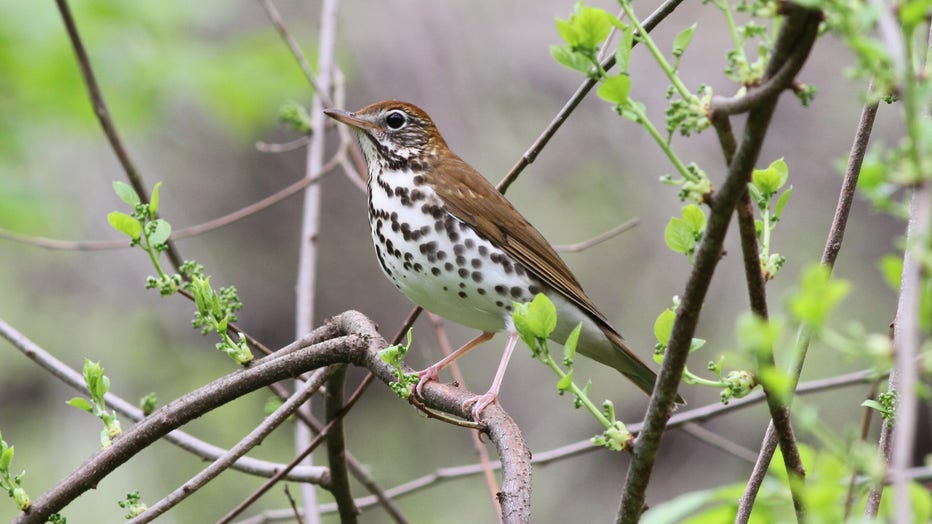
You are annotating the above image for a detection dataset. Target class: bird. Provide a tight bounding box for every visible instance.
[324,100,670,418]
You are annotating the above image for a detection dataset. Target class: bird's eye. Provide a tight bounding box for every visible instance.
[385,110,407,130]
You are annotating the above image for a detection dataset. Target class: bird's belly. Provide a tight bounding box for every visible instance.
[368,184,545,334]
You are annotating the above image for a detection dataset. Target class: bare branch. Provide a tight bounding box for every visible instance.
[126,367,338,523]
[553,218,640,253]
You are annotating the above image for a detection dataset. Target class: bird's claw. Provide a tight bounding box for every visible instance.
[462,391,498,420]
[415,365,441,398]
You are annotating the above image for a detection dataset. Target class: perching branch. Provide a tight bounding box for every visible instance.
[12,311,531,524]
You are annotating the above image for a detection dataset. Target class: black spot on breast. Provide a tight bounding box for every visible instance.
[494,285,507,295]
[471,258,481,268]
[412,263,423,272]
[436,251,447,261]
[458,291,468,298]
[478,245,489,256]
[456,255,467,266]
[510,287,523,298]
[453,244,465,255]
[458,268,469,278]
[431,267,441,276]
[529,284,542,295]
[471,271,483,283]
[477,288,486,295]
[444,262,455,272]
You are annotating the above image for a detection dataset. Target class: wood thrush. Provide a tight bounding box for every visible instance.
[325,100,668,417]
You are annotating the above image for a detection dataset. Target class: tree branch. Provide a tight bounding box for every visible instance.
[12,311,530,524]
[125,366,338,523]
[0,317,327,483]
[617,7,822,522]
[737,84,880,521]
[325,366,358,523]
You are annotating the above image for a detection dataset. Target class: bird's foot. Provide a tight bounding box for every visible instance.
[414,365,442,398]
[462,391,498,420]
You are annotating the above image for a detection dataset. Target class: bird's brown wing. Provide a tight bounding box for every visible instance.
[428,154,611,326]
[429,155,687,403]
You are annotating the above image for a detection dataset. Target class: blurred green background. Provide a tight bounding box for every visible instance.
[0,1,909,522]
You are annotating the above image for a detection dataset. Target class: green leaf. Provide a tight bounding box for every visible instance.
[774,185,793,218]
[564,322,582,364]
[149,219,171,247]
[0,446,13,470]
[149,181,162,218]
[878,254,903,291]
[735,312,779,356]
[524,293,557,339]
[788,264,851,328]
[557,371,574,391]
[751,158,789,196]
[66,397,94,412]
[672,23,696,58]
[653,309,675,345]
[570,6,614,51]
[107,212,142,239]
[112,181,140,206]
[550,44,592,73]
[615,24,635,72]
[689,338,706,352]
[598,74,631,105]
[681,204,706,233]
[664,217,693,254]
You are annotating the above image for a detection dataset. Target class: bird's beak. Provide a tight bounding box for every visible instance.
[323,109,378,131]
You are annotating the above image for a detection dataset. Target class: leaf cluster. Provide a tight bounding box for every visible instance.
[66,359,123,448]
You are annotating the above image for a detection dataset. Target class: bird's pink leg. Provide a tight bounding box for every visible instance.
[463,330,519,419]
[415,331,494,397]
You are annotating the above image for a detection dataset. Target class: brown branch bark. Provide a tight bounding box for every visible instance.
[13,311,531,524]
[326,365,358,523]
[616,7,822,522]
[737,85,880,521]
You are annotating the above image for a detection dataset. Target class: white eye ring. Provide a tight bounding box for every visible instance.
[385,110,407,130]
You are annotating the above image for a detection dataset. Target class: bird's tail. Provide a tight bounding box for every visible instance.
[581,326,685,405]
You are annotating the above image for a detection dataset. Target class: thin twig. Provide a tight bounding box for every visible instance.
[126,367,337,523]
[0,317,327,483]
[283,485,304,524]
[0,147,346,252]
[256,135,313,153]
[553,217,640,253]
[54,0,185,273]
[218,371,373,524]
[617,8,822,522]
[258,0,332,108]
[495,0,687,193]
[737,84,880,521]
